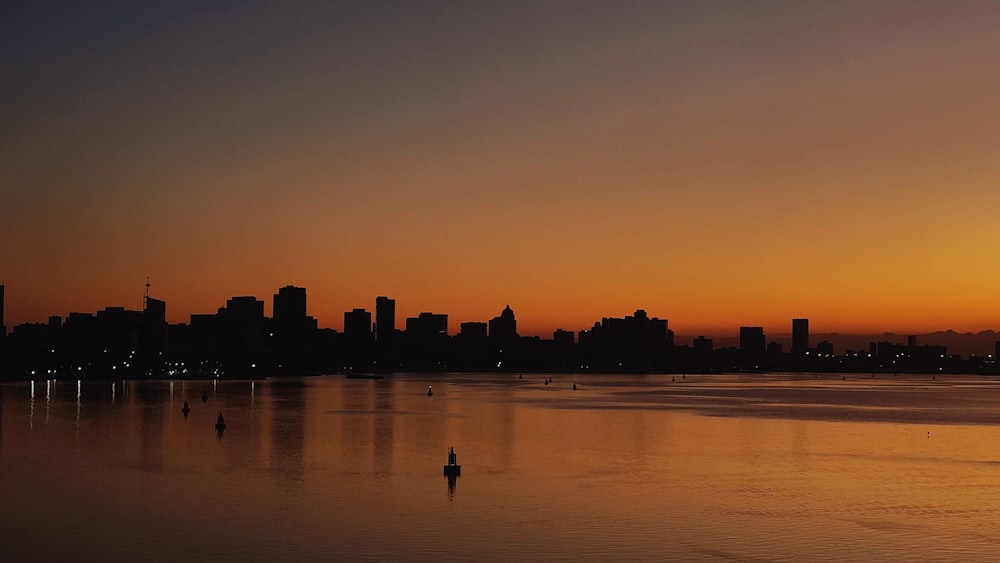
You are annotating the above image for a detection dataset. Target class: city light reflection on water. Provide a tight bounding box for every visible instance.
[2,373,1000,562]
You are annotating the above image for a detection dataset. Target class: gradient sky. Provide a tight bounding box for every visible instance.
[3,0,1000,338]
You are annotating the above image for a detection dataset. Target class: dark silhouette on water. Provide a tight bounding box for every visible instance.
[181,400,190,417]
[215,412,226,434]
[201,390,208,402]
[443,446,461,476]
[1,283,992,380]
[426,385,433,397]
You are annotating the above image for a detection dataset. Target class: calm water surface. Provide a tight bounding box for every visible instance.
[3,373,1000,561]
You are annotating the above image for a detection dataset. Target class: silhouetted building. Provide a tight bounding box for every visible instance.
[460,322,487,337]
[217,296,265,372]
[578,309,669,371]
[141,296,167,362]
[404,313,449,370]
[406,312,447,336]
[270,286,318,364]
[224,296,265,322]
[274,285,307,322]
[144,297,166,325]
[690,335,714,369]
[344,308,373,370]
[816,340,834,356]
[872,339,946,372]
[187,313,219,360]
[908,335,917,348]
[344,308,372,339]
[553,329,574,346]
[739,326,765,354]
[375,296,395,343]
[792,318,809,355]
[489,305,518,341]
[373,296,397,371]
[739,326,766,366]
[271,284,317,354]
[0,283,5,338]
[453,321,490,370]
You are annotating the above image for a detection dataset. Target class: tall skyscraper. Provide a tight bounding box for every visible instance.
[144,297,166,325]
[274,285,307,322]
[375,296,395,343]
[792,318,809,354]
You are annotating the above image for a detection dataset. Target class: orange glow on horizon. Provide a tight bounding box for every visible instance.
[4,3,1000,342]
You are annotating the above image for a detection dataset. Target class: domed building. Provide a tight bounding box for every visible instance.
[488,305,518,342]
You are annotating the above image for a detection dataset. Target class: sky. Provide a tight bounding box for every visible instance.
[3,0,1000,338]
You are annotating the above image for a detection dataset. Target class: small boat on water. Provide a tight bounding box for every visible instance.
[443,447,461,476]
[181,401,190,416]
[215,412,226,431]
[427,385,434,397]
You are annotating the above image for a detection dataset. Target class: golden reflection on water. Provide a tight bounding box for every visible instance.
[2,374,1000,561]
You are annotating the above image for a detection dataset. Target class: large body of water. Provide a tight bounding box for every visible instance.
[3,373,1000,561]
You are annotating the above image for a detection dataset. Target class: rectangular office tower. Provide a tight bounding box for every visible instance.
[739,326,766,355]
[792,318,809,354]
[345,308,372,339]
[375,296,395,343]
[274,285,307,321]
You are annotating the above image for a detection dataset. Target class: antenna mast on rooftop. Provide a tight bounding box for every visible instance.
[144,276,150,312]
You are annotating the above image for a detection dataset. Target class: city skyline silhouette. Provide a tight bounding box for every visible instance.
[3,281,998,380]
[5,3,1000,341]
[6,5,1000,560]
[5,279,1000,349]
